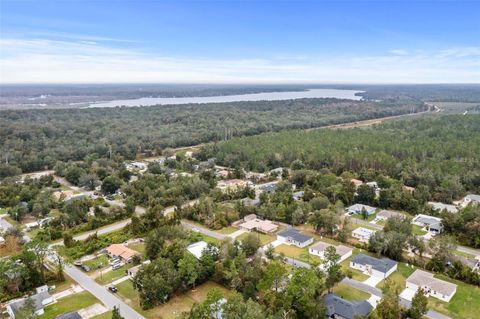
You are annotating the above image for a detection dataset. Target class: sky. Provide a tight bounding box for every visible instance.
[1,0,479,84]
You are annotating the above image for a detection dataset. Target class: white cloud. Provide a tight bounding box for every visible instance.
[0,38,479,84]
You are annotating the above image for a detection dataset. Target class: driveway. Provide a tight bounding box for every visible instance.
[363,275,384,287]
[399,287,416,301]
[63,265,145,319]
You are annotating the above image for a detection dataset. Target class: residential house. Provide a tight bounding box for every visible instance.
[346,204,376,216]
[428,202,458,214]
[308,241,352,263]
[351,227,376,243]
[411,214,443,234]
[350,254,397,278]
[276,228,313,248]
[324,293,372,319]
[237,214,278,234]
[375,210,405,221]
[292,191,304,201]
[461,194,480,208]
[406,269,457,302]
[258,183,278,194]
[7,286,54,318]
[187,241,210,259]
[350,179,364,188]
[216,179,247,192]
[106,244,139,263]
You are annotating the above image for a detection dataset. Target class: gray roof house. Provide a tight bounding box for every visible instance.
[54,312,82,319]
[324,293,372,319]
[346,204,377,215]
[7,287,54,318]
[277,228,313,248]
[428,202,458,214]
[350,254,398,278]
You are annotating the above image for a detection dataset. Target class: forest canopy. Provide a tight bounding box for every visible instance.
[0,98,424,176]
[199,115,480,201]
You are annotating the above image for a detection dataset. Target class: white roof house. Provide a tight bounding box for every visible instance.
[187,241,209,259]
[375,210,405,221]
[351,227,376,243]
[412,214,443,234]
[428,202,458,214]
[308,241,353,263]
[406,269,457,302]
[462,194,480,208]
[346,204,377,216]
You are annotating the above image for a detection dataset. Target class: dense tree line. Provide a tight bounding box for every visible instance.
[200,115,480,202]
[0,98,425,176]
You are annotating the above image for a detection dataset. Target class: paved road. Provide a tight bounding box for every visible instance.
[181,220,226,240]
[64,265,145,319]
[457,245,480,257]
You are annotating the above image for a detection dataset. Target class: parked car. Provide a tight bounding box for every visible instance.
[73,260,82,267]
[108,285,117,293]
[81,265,90,272]
[112,263,122,270]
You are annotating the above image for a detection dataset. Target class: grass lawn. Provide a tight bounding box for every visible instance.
[49,274,76,293]
[377,262,417,290]
[116,280,230,319]
[333,283,371,301]
[39,291,98,319]
[199,233,221,245]
[90,312,112,319]
[351,213,377,222]
[237,231,275,246]
[3,216,20,227]
[128,242,146,254]
[427,274,480,319]
[84,254,110,270]
[274,244,321,265]
[216,226,238,235]
[412,225,428,236]
[95,264,131,285]
[453,249,476,259]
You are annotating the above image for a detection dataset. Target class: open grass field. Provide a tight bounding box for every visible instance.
[84,254,109,270]
[332,283,371,301]
[95,264,131,285]
[237,231,275,246]
[49,274,76,293]
[198,233,222,245]
[116,280,230,319]
[39,291,98,319]
[128,242,146,254]
[427,274,480,319]
[351,213,377,222]
[376,262,417,290]
[411,225,428,236]
[91,311,112,319]
[274,244,322,265]
[216,226,238,234]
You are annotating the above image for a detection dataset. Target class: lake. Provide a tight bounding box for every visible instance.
[88,88,364,108]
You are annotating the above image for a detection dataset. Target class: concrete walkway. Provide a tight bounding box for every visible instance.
[52,285,84,299]
[110,275,131,286]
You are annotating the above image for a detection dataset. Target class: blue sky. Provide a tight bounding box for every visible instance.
[1,0,479,83]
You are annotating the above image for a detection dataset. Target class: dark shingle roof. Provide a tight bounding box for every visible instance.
[351,254,397,273]
[54,312,81,319]
[324,293,372,319]
[277,228,312,243]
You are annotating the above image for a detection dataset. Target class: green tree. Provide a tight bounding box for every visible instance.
[324,246,344,292]
[112,306,124,319]
[408,288,428,319]
[178,252,200,289]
